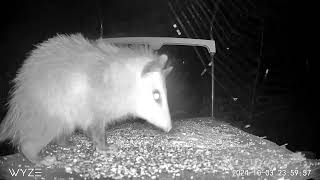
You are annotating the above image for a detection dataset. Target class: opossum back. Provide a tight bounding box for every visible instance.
[0,35,102,143]
[1,34,167,144]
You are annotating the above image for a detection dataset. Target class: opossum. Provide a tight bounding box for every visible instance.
[0,34,173,164]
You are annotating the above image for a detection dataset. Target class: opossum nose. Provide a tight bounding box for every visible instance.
[164,123,172,132]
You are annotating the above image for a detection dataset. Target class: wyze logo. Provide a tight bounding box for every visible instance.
[8,168,42,177]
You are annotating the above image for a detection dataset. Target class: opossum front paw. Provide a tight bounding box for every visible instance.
[23,155,42,166]
[21,142,43,165]
[39,156,58,166]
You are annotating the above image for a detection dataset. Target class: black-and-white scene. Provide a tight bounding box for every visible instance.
[0,0,317,179]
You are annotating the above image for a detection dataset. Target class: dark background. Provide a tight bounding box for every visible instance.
[0,0,316,158]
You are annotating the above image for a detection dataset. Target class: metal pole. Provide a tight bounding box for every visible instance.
[209,0,221,119]
[211,53,215,118]
[96,0,104,38]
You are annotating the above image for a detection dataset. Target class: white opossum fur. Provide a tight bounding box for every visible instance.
[0,34,173,164]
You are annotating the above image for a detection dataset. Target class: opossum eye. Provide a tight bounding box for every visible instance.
[152,89,162,105]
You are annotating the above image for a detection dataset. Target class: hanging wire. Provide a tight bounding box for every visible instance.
[206,0,260,116]
[168,0,207,68]
[250,19,264,122]
[186,6,207,38]
[170,0,262,119]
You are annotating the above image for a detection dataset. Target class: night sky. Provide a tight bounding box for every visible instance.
[0,0,316,156]
[0,0,306,78]
[0,0,171,78]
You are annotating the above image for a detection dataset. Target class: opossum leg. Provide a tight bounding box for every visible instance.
[20,140,44,164]
[87,120,119,153]
[87,121,107,151]
[55,134,70,146]
[21,141,57,166]
[20,120,60,165]
[21,138,60,166]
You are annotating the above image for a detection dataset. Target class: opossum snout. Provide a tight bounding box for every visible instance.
[162,114,172,132]
[163,123,172,132]
[156,114,172,132]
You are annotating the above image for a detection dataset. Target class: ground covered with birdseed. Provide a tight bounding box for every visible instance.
[0,117,319,180]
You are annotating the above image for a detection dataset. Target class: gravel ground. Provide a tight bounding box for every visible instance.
[0,117,319,180]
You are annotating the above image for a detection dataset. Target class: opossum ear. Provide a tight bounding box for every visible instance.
[141,54,169,77]
[163,66,173,78]
[159,54,168,67]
